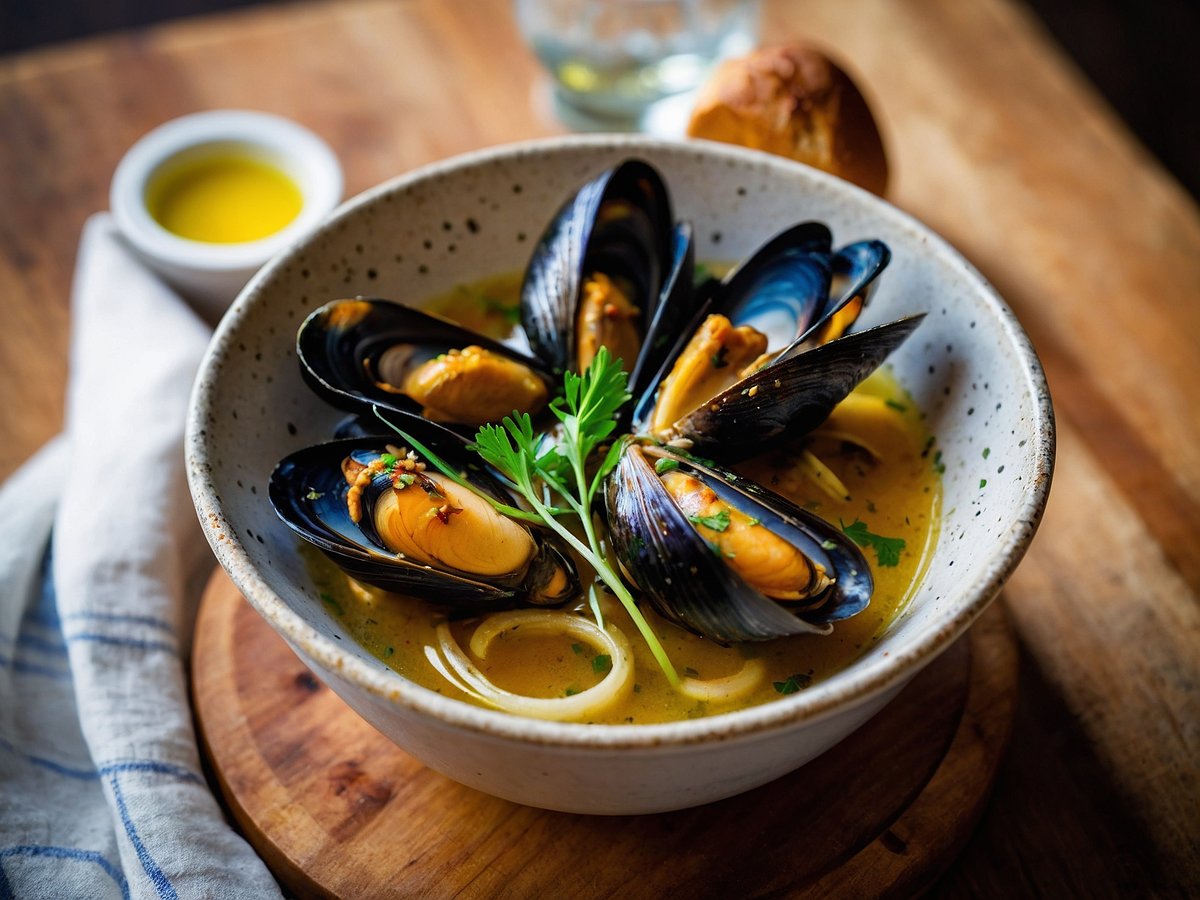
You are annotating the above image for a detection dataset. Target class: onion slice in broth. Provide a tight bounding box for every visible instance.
[425,612,634,722]
[677,659,767,703]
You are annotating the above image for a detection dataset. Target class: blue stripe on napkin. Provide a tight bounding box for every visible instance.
[109,773,177,900]
[0,845,129,900]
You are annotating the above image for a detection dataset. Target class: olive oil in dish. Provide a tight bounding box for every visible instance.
[146,153,302,243]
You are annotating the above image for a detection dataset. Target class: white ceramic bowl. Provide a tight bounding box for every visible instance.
[111,109,343,323]
[186,136,1054,815]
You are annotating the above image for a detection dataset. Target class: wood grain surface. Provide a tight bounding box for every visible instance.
[192,571,1017,900]
[2,0,1197,896]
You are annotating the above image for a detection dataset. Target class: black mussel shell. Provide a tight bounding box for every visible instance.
[669,315,925,462]
[331,413,392,440]
[630,222,839,435]
[297,298,552,425]
[779,239,892,358]
[604,444,872,643]
[269,418,579,612]
[710,221,835,351]
[521,160,694,381]
[833,240,891,308]
[636,223,835,407]
[627,221,695,402]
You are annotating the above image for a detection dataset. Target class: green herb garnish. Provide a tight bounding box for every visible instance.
[305,489,324,500]
[840,519,906,568]
[319,592,344,615]
[688,509,731,532]
[377,347,680,686]
[481,295,521,325]
[655,457,680,475]
[773,673,812,694]
[592,654,612,674]
[933,449,946,475]
[885,399,907,412]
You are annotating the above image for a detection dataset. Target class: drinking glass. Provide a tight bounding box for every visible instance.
[516,0,759,125]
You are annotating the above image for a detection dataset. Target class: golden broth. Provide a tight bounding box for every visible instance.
[147,153,302,243]
[306,273,941,724]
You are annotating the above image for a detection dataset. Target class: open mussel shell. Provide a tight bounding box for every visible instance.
[779,238,892,358]
[635,222,839,389]
[297,298,553,427]
[626,221,695,402]
[631,225,895,443]
[670,314,926,461]
[832,239,890,308]
[269,421,580,612]
[703,229,891,367]
[708,221,835,350]
[604,444,872,643]
[520,160,695,384]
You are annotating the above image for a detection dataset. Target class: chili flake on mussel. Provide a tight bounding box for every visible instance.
[269,423,579,612]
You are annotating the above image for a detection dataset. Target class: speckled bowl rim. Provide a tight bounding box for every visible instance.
[187,134,1055,751]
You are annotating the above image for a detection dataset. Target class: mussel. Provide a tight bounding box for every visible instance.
[643,315,924,462]
[520,159,696,400]
[297,298,553,427]
[605,443,872,643]
[629,220,919,462]
[269,417,579,612]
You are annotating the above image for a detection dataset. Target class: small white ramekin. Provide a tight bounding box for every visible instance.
[111,109,343,323]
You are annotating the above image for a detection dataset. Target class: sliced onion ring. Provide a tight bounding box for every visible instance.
[798,448,852,503]
[427,612,634,722]
[677,658,767,703]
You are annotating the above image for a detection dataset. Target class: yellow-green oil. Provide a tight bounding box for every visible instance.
[146,153,302,243]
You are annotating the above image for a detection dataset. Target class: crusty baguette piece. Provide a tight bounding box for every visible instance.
[687,44,889,195]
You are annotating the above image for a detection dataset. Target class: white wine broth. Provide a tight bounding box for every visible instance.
[304,272,941,724]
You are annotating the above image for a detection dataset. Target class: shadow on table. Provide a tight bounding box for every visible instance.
[934,597,1180,897]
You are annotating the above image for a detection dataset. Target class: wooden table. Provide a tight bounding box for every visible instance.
[2,0,1196,895]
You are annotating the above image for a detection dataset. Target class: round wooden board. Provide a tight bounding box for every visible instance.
[192,570,1018,899]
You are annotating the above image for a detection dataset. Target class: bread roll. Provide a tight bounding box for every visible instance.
[687,44,889,195]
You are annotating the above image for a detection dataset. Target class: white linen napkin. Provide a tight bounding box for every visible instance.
[0,214,282,899]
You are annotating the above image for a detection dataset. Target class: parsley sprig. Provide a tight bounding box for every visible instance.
[689,509,731,533]
[379,347,679,686]
[840,518,906,567]
[371,413,552,525]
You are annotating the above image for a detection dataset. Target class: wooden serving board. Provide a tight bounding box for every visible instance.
[192,570,1018,899]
